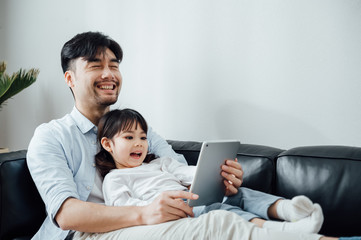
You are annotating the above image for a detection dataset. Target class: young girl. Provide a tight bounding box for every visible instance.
[95,108,347,240]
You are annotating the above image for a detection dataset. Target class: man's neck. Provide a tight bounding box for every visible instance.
[75,104,110,126]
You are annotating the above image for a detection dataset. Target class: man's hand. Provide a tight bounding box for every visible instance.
[140,191,199,225]
[221,158,243,196]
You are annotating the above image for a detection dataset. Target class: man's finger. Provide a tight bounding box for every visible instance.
[161,191,196,217]
[165,190,199,200]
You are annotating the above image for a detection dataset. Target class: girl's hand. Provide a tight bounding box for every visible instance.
[221,158,243,196]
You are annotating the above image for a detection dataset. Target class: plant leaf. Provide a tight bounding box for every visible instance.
[0,62,14,99]
[0,66,39,107]
[0,61,6,75]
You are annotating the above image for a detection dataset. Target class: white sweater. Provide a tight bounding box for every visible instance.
[103,157,197,206]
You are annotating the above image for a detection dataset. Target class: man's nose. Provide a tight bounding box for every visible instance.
[101,66,115,79]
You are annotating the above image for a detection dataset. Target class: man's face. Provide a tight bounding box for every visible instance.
[66,48,122,108]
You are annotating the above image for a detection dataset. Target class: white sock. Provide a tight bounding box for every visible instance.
[263,203,324,234]
[277,195,315,222]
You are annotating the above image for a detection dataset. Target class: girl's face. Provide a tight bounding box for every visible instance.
[101,123,148,169]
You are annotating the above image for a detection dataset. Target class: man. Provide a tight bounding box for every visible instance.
[27,31,245,239]
[27,32,351,240]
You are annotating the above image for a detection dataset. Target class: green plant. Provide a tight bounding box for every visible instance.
[0,61,39,110]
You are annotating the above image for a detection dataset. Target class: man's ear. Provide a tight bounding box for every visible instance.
[101,137,113,153]
[64,71,75,88]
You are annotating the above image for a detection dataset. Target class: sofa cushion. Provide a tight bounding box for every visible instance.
[275,146,361,237]
[0,150,45,240]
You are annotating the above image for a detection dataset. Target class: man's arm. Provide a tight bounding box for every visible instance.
[56,191,198,233]
[28,124,198,233]
[147,126,187,164]
[56,198,142,232]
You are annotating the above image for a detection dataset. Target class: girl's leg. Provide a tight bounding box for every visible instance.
[263,204,323,233]
[202,202,323,233]
[228,188,316,221]
[223,187,280,220]
[268,195,316,221]
[199,202,259,221]
[224,188,323,233]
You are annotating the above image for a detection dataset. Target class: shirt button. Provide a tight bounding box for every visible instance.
[92,163,96,167]
[87,186,92,190]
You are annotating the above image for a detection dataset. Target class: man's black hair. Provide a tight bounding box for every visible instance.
[61,31,123,73]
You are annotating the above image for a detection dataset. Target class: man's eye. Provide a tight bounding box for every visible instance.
[110,65,119,69]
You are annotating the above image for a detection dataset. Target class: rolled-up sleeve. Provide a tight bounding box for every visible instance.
[27,124,80,227]
[147,126,187,165]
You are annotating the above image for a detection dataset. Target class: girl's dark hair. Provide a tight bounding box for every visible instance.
[95,108,156,178]
[61,31,123,73]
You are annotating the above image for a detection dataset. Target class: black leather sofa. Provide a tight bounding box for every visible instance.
[1,141,361,239]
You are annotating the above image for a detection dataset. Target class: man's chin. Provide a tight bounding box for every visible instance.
[97,96,119,106]
[100,100,117,106]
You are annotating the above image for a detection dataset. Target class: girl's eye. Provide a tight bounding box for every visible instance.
[125,136,133,140]
[141,137,147,140]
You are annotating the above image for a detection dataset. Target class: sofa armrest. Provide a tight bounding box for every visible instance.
[0,150,46,240]
[275,145,361,237]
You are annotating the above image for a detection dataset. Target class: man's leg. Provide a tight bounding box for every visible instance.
[73,210,324,240]
[250,227,322,240]
[73,210,254,240]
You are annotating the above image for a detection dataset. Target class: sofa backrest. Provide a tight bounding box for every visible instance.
[0,150,46,240]
[276,146,361,237]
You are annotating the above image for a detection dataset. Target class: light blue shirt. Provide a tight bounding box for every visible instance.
[27,107,186,240]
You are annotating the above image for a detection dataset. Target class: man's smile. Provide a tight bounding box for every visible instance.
[97,83,117,90]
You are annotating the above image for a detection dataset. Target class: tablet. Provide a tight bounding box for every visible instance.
[188,140,241,207]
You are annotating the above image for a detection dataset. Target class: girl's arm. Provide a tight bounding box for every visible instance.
[103,174,150,207]
[160,157,196,185]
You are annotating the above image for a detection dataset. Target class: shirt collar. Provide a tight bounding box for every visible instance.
[70,106,97,134]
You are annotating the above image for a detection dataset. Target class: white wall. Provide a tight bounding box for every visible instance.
[1,0,360,151]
